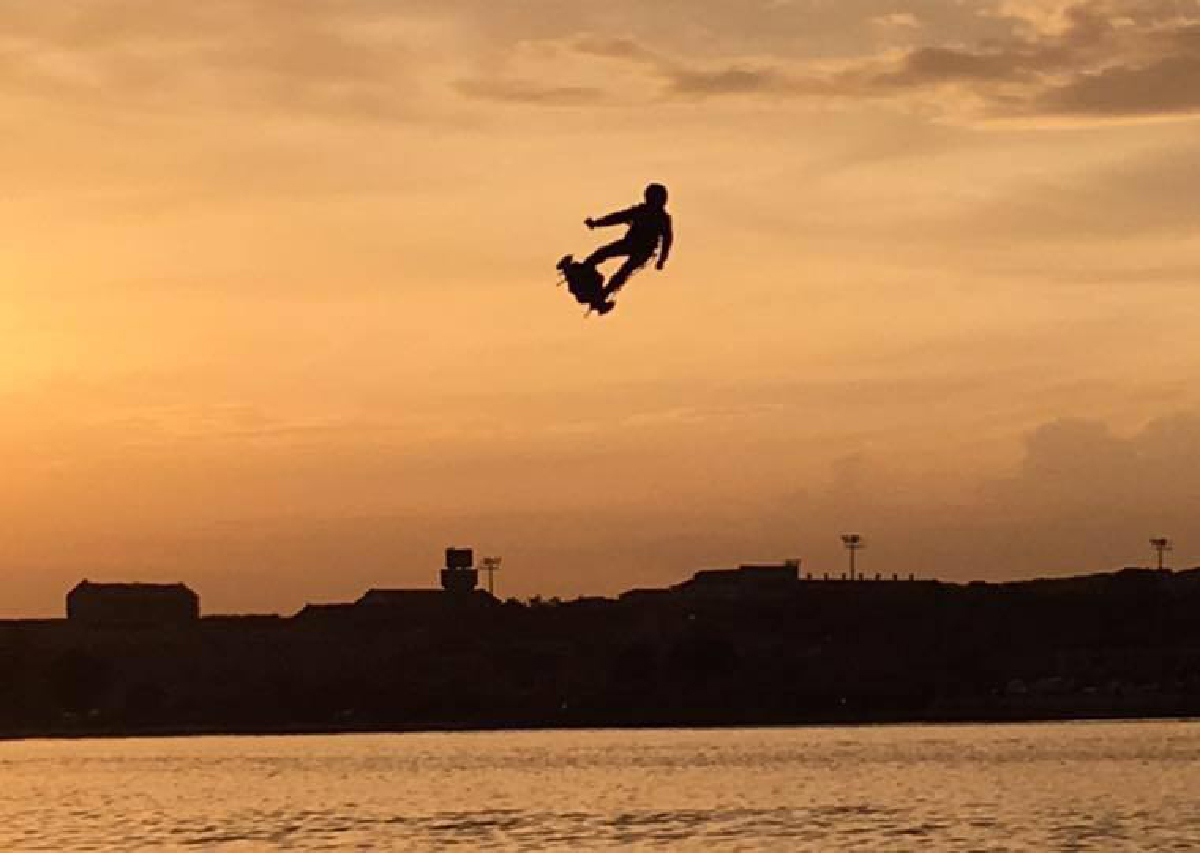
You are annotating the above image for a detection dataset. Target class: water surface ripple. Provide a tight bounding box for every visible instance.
[1,720,1198,850]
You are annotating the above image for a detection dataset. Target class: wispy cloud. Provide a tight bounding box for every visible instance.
[453,78,604,106]
[10,2,1197,123]
[468,1,1200,123]
[0,2,425,120]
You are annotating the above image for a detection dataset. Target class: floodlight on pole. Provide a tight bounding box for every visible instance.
[1149,538,1172,571]
[841,533,865,581]
[480,556,502,596]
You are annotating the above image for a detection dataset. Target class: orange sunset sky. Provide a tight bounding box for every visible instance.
[2,1,1199,616]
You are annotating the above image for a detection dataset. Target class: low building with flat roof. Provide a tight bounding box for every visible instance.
[67,580,199,625]
[674,560,802,598]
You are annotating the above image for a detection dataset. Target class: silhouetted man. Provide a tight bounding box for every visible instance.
[584,183,673,297]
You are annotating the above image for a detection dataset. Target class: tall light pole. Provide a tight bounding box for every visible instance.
[841,534,864,581]
[1150,537,1172,571]
[480,555,502,596]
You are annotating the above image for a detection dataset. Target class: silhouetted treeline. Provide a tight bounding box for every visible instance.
[4,567,1200,737]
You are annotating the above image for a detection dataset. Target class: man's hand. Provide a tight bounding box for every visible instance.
[585,217,597,229]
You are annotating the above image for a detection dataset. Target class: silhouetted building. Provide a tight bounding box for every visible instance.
[441,547,479,594]
[674,559,802,598]
[357,589,447,607]
[292,603,359,622]
[66,580,199,625]
[15,562,1200,737]
[292,547,493,621]
[445,547,473,569]
[290,588,496,624]
[619,588,674,604]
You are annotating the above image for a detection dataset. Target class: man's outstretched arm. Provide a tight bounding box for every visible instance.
[585,206,636,229]
[656,215,673,269]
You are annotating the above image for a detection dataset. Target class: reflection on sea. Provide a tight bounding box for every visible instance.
[1,720,1198,850]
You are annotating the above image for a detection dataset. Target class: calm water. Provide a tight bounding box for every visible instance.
[1,721,1198,851]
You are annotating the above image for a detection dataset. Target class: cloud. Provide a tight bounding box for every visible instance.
[474,1,1200,124]
[1034,52,1200,117]
[765,411,1200,582]
[9,2,1197,124]
[453,78,604,106]
[872,12,923,29]
[570,33,834,99]
[858,1,1200,121]
[0,2,425,121]
[873,45,1033,86]
[979,413,1200,525]
[664,64,801,97]
[571,35,659,63]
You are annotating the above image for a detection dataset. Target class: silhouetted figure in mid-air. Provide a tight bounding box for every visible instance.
[585,182,674,295]
[557,183,674,317]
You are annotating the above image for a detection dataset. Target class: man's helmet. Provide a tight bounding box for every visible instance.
[644,183,668,206]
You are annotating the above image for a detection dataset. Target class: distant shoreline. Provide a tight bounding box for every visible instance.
[8,566,1200,740]
[5,711,1199,743]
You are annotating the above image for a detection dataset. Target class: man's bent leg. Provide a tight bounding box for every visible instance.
[603,253,652,296]
[584,239,631,267]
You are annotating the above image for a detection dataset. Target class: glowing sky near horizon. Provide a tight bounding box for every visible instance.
[2,0,1200,615]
